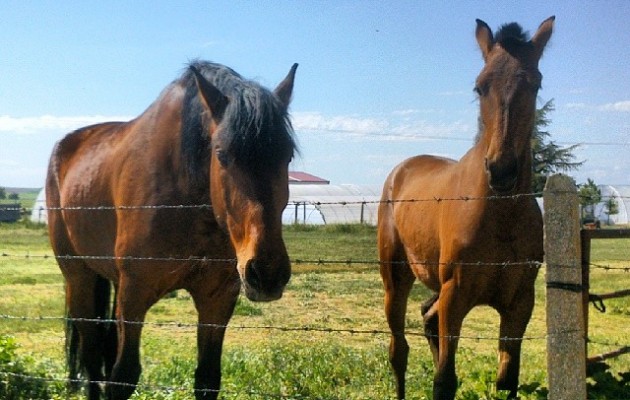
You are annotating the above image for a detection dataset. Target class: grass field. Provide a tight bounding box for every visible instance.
[0,221,628,399]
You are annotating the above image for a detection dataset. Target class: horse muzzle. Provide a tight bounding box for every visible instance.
[485,157,518,194]
[239,258,291,302]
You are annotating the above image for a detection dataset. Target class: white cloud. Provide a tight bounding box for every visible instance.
[391,109,420,116]
[0,115,133,135]
[292,111,471,142]
[600,100,630,112]
[292,112,389,135]
[565,103,587,110]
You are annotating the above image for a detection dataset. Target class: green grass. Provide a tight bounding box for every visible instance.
[0,222,628,399]
[0,189,40,210]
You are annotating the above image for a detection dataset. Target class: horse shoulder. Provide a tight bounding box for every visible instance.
[380,155,456,283]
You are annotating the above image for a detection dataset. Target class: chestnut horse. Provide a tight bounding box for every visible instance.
[46,61,298,400]
[378,18,554,399]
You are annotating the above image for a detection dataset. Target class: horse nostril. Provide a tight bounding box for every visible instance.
[245,259,262,289]
[486,158,518,192]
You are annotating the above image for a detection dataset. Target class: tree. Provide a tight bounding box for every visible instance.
[531,100,584,193]
[578,178,602,221]
[8,193,19,201]
[0,187,5,200]
[603,195,619,225]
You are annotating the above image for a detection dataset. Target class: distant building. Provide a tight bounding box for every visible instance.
[289,171,330,185]
[594,185,630,225]
[0,204,21,223]
[33,172,384,225]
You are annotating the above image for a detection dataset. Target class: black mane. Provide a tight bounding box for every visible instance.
[180,60,295,181]
[495,23,531,52]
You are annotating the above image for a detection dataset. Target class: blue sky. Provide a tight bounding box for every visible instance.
[1,1,629,189]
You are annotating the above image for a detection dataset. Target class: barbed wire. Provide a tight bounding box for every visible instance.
[0,252,546,269]
[1,338,627,400]
[2,195,629,397]
[0,313,569,342]
[3,252,629,272]
[6,190,630,216]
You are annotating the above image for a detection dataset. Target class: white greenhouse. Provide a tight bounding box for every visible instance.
[283,184,382,225]
[594,185,630,225]
[30,187,47,224]
[30,184,383,226]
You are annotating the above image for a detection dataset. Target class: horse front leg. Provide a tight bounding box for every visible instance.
[434,278,470,400]
[107,276,155,400]
[190,274,239,399]
[496,285,535,398]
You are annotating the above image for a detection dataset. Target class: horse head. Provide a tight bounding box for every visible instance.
[475,17,554,194]
[191,64,298,301]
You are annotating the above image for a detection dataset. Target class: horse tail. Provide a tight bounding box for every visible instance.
[65,275,113,391]
[46,141,83,390]
[65,312,81,392]
[104,281,119,377]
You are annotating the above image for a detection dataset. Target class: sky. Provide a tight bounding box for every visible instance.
[1,1,630,189]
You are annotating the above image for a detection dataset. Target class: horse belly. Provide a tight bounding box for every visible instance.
[406,250,441,292]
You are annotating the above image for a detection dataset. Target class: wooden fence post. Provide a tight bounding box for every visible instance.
[543,174,586,399]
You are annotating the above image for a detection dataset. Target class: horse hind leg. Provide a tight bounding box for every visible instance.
[63,266,112,400]
[421,293,440,366]
[379,247,415,398]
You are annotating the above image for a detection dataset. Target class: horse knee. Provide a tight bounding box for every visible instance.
[389,334,410,367]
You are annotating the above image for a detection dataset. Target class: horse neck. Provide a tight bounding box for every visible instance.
[141,84,211,200]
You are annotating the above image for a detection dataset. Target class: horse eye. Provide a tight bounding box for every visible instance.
[215,149,230,167]
[474,85,487,97]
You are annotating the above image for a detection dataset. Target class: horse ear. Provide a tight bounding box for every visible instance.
[190,66,229,119]
[532,16,555,59]
[274,63,298,108]
[476,19,494,60]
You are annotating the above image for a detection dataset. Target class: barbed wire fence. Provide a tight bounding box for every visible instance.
[0,175,628,399]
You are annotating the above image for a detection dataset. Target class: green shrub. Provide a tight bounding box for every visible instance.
[0,334,51,399]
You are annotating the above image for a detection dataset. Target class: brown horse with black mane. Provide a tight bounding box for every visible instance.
[378,18,554,399]
[46,61,298,399]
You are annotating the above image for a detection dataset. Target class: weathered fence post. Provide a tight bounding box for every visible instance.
[543,174,586,399]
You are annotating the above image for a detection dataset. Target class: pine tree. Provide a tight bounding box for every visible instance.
[603,195,619,225]
[578,178,602,221]
[531,99,583,193]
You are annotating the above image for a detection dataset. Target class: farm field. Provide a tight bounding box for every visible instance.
[0,221,628,399]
